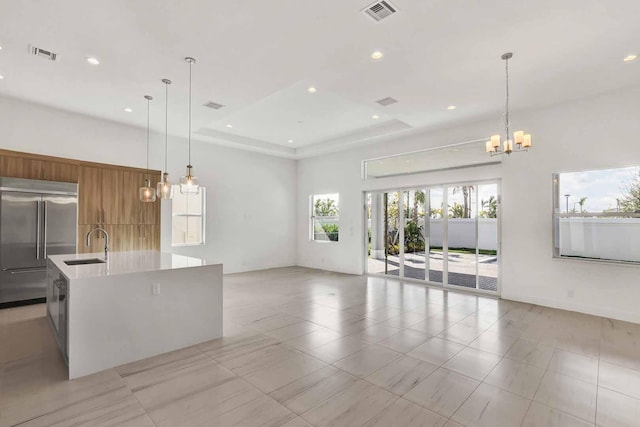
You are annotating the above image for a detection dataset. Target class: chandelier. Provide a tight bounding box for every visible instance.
[486,52,532,156]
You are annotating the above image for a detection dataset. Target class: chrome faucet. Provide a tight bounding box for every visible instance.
[86,227,110,260]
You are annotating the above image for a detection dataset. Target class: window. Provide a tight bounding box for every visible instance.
[172,186,205,246]
[311,193,339,242]
[553,166,640,263]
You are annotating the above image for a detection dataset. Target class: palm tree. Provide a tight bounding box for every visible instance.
[481,196,498,218]
[412,190,425,224]
[577,197,587,213]
[449,202,465,218]
[452,186,474,218]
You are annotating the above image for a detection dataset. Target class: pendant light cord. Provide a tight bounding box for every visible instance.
[504,56,510,140]
[188,59,192,167]
[165,81,169,173]
[146,96,150,177]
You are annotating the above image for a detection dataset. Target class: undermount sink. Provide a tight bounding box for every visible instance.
[64,258,106,266]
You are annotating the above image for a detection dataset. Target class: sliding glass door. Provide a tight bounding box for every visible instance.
[366,181,499,294]
[428,188,444,284]
[403,189,426,281]
[446,185,478,289]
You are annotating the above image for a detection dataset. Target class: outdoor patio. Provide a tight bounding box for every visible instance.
[368,251,498,292]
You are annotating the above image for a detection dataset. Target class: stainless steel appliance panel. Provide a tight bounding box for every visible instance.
[0,192,42,270]
[0,177,77,307]
[42,195,77,259]
[0,268,48,304]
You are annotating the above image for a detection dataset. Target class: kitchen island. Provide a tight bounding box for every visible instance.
[46,251,222,379]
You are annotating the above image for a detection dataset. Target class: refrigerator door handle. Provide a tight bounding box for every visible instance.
[36,200,42,260]
[43,200,48,259]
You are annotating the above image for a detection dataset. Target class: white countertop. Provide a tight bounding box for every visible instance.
[48,251,216,280]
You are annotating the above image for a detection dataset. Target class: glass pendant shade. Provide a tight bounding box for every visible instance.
[157,172,174,199]
[140,178,157,202]
[179,165,199,194]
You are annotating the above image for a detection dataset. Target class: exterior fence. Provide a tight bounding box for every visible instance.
[558,217,640,262]
[367,218,498,251]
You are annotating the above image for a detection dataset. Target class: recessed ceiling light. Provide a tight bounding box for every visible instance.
[288,139,294,143]
[448,105,457,110]
[87,57,100,65]
[623,54,638,62]
[0,74,4,80]
[226,124,233,128]
[371,51,384,60]
[307,87,317,93]
[372,115,380,119]
[123,107,132,113]
[0,46,3,51]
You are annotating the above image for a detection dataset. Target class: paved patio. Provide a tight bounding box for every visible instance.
[368,252,498,292]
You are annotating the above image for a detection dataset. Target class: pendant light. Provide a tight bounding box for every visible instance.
[486,52,532,156]
[179,56,199,194]
[156,78,174,199]
[139,95,157,202]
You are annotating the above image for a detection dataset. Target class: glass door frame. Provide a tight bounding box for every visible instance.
[363,179,502,296]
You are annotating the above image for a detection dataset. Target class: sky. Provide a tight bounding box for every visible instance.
[365,167,640,217]
[559,166,640,212]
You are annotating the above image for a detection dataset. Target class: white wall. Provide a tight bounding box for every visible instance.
[0,95,297,274]
[297,85,640,324]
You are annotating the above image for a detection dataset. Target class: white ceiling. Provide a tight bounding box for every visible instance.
[0,0,638,158]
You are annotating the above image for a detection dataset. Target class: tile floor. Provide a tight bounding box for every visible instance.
[1,266,640,426]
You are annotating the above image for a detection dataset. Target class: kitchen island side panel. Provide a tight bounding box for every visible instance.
[67,264,222,379]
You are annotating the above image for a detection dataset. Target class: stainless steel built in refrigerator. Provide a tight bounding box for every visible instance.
[0,177,77,308]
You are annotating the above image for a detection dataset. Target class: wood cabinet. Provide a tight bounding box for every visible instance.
[0,156,43,180]
[119,170,161,225]
[78,167,102,225]
[42,161,78,182]
[101,168,123,225]
[1,149,161,253]
[0,155,78,182]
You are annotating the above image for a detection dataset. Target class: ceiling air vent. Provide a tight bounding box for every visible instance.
[203,101,224,110]
[29,45,57,61]
[376,96,398,106]
[362,1,397,22]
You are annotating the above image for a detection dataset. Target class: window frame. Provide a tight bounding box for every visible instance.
[552,169,640,265]
[171,185,206,247]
